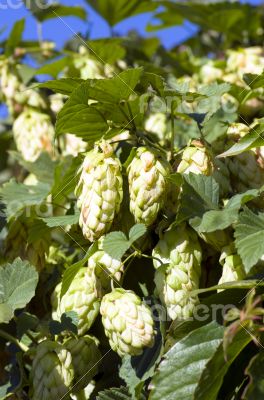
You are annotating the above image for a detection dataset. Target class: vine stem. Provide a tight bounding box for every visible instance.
[0,329,29,352]
[170,103,175,160]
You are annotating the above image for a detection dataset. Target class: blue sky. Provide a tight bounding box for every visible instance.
[1,0,262,51]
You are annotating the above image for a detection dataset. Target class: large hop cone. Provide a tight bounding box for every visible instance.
[87,247,124,293]
[153,225,202,320]
[224,123,264,192]
[75,141,123,242]
[127,147,171,226]
[52,268,100,336]
[13,110,54,162]
[30,340,74,400]
[4,218,50,271]
[218,244,245,288]
[64,335,101,392]
[100,288,155,357]
[177,140,214,176]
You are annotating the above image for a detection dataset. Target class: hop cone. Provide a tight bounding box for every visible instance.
[127,147,171,226]
[75,141,123,242]
[153,225,202,320]
[64,335,101,392]
[218,244,245,288]
[30,340,74,400]
[100,288,155,357]
[224,123,264,192]
[13,110,54,162]
[4,219,50,271]
[87,248,124,293]
[177,140,214,176]
[52,268,100,336]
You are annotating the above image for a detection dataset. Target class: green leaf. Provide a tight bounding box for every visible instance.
[192,280,264,296]
[5,19,25,56]
[177,173,219,223]
[0,179,50,220]
[191,208,238,233]
[23,0,86,22]
[16,312,39,339]
[85,39,126,64]
[60,244,97,300]
[244,352,264,399]
[243,72,264,90]
[149,321,224,400]
[9,151,56,185]
[86,0,157,26]
[42,213,80,228]
[217,125,264,157]
[234,208,264,274]
[35,78,84,96]
[96,387,146,399]
[0,259,39,324]
[49,311,79,335]
[38,57,72,79]
[103,231,130,260]
[55,83,109,139]
[128,224,147,243]
[194,328,251,400]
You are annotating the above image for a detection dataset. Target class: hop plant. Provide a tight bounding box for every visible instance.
[224,123,264,192]
[4,218,50,271]
[100,288,155,357]
[177,140,214,176]
[13,109,55,162]
[218,244,245,287]
[153,225,202,320]
[52,267,100,336]
[75,141,123,242]
[64,335,101,392]
[30,340,74,400]
[127,146,171,226]
[87,247,124,293]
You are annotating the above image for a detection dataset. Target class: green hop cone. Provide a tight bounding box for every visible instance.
[127,146,171,226]
[52,268,100,336]
[13,109,55,162]
[75,141,123,242]
[177,140,214,176]
[100,288,155,357]
[30,340,74,400]
[224,123,264,192]
[4,218,50,271]
[64,335,101,392]
[218,244,245,288]
[87,248,124,293]
[153,224,202,320]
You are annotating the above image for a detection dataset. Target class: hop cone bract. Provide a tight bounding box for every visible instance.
[13,110,54,162]
[64,335,101,392]
[30,340,74,400]
[52,267,100,336]
[127,146,171,226]
[153,225,202,320]
[75,141,123,242]
[218,244,245,287]
[177,140,214,176]
[100,288,155,357]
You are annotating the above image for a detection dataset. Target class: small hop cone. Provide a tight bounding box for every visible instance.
[218,244,245,289]
[30,340,74,400]
[100,288,155,357]
[52,268,100,336]
[87,248,124,293]
[64,335,101,392]
[153,225,202,320]
[127,147,171,226]
[224,123,264,192]
[177,140,214,176]
[13,110,55,162]
[75,141,123,242]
